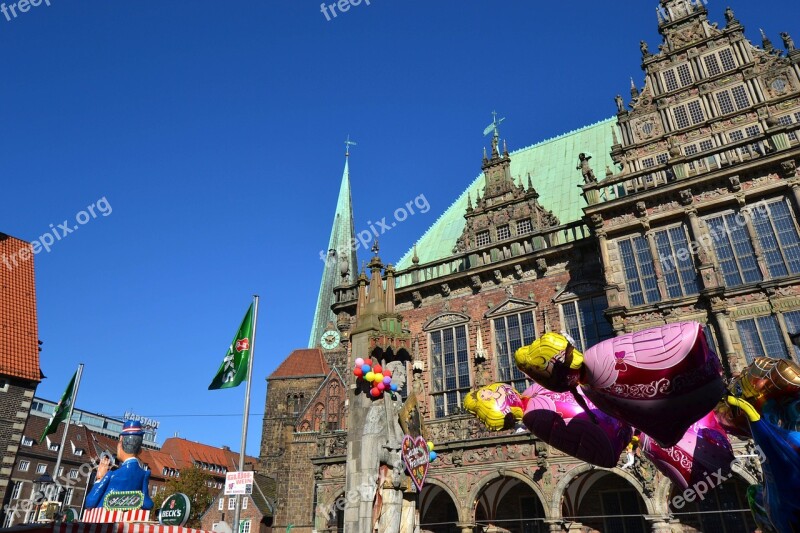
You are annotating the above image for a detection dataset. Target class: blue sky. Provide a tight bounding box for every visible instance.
[1,0,795,456]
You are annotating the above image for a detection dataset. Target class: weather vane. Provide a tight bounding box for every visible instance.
[483,111,505,139]
[345,135,357,156]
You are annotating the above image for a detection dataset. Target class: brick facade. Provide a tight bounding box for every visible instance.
[0,234,42,522]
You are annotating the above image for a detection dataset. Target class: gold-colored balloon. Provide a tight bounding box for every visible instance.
[515,333,584,392]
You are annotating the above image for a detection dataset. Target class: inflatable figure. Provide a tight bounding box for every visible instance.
[464,383,525,431]
[715,357,800,438]
[516,322,725,447]
[747,485,779,533]
[520,383,632,468]
[85,420,154,510]
[727,396,800,532]
[639,411,734,490]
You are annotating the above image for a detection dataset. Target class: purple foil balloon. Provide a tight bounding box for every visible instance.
[580,322,726,448]
[522,383,632,468]
[639,411,734,490]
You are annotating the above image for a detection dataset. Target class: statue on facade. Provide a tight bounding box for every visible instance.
[363,360,408,533]
[615,94,625,113]
[724,7,737,25]
[577,153,596,184]
[782,32,796,52]
[640,40,651,58]
[85,421,154,510]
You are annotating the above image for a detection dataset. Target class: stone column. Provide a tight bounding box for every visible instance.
[684,206,719,290]
[738,198,770,280]
[456,522,476,533]
[543,519,564,532]
[645,230,668,299]
[712,305,740,375]
[645,516,673,533]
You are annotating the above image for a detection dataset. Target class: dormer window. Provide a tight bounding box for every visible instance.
[496,225,511,241]
[476,231,490,247]
[516,219,532,236]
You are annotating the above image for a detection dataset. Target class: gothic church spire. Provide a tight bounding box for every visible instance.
[308,145,358,348]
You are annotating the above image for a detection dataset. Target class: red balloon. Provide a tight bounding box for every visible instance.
[384,369,392,378]
[521,383,632,468]
[370,387,380,398]
[354,367,363,377]
[364,359,372,367]
[373,364,383,374]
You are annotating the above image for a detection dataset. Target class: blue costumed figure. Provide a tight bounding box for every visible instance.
[727,396,800,532]
[84,420,154,510]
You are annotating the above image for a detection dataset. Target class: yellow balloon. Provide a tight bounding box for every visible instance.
[463,383,524,431]
[365,372,375,382]
[427,441,434,452]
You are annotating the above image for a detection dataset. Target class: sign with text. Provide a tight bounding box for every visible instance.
[224,471,254,495]
[401,435,429,491]
[159,493,191,526]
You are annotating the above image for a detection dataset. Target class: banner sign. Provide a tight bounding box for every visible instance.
[103,490,145,511]
[401,435,429,491]
[159,493,191,526]
[225,471,254,495]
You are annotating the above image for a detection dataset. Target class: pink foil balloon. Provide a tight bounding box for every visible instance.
[521,383,632,468]
[639,411,734,490]
[580,322,725,448]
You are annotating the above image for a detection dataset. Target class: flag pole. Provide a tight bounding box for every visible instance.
[53,363,83,511]
[233,296,258,533]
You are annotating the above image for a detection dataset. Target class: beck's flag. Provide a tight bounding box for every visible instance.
[40,370,78,441]
[209,303,254,390]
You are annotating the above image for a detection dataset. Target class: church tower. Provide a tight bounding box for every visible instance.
[309,145,359,350]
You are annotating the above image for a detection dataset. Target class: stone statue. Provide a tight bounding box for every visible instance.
[724,7,736,25]
[782,32,796,52]
[577,153,596,184]
[85,421,154,510]
[363,360,408,533]
[640,40,651,57]
[615,94,625,113]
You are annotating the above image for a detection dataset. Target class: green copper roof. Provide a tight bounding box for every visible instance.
[396,118,617,269]
[309,156,358,348]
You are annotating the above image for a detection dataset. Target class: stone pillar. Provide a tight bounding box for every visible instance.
[543,519,564,533]
[684,206,719,290]
[645,516,673,533]
[712,307,740,375]
[645,229,668,299]
[456,522,476,533]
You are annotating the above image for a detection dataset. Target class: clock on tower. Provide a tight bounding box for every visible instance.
[321,329,341,350]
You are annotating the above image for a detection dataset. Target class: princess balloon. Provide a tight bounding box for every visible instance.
[516,322,725,447]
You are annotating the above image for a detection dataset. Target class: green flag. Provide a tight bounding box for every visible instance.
[209,303,254,390]
[40,371,78,441]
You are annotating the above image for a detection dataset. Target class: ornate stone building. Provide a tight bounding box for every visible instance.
[260,2,799,532]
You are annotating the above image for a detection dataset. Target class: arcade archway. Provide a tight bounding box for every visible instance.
[473,476,548,533]
[419,483,460,533]
[667,474,756,532]
[561,470,648,533]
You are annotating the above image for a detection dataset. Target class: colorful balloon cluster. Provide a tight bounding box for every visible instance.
[353,358,398,398]
[427,440,437,462]
[462,322,800,531]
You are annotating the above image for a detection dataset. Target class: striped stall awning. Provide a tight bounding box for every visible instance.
[0,523,212,533]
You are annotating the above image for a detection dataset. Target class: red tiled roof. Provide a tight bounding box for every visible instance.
[140,448,180,478]
[268,348,329,379]
[160,437,258,472]
[21,416,95,462]
[0,234,41,382]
